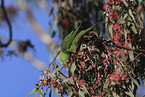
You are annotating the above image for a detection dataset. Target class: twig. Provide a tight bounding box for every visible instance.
[131,52,142,67]
[0,0,12,47]
[48,50,61,67]
[105,40,145,53]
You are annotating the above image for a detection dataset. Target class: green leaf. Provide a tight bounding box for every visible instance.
[49,7,54,16]
[119,19,126,24]
[81,85,90,96]
[129,75,142,89]
[103,82,109,89]
[71,63,76,75]
[68,87,73,97]
[125,88,134,97]
[53,63,57,70]
[78,91,85,97]
[56,88,61,97]
[53,2,58,9]
[129,51,134,61]
[121,50,126,61]
[129,9,135,20]
[39,75,42,80]
[141,11,144,21]
[69,77,75,85]
[44,88,48,96]
[53,15,58,32]
[112,92,120,97]
[123,13,128,20]
[49,89,52,97]
[69,0,73,7]
[48,23,53,33]
[26,88,36,97]
[131,80,134,91]
[52,64,63,73]
[122,0,128,7]
[137,11,144,29]
[143,78,145,86]
[39,88,44,97]
[34,90,38,97]
[63,78,70,83]
[86,65,93,71]
[124,29,130,40]
[107,23,113,39]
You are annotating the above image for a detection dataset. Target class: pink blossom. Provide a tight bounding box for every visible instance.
[122,75,127,81]
[110,74,115,81]
[109,10,117,22]
[126,38,131,43]
[115,37,123,46]
[59,85,63,91]
[51,83,55,89]
[103,5,109,10]
[103,59,108,64]
[109,0,114,5]
[124,50,129,56]
[79,79,86,86]
[42,82,47,86]
[113,24,120,31]
[114,74,120,81]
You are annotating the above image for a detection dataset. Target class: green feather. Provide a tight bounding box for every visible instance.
[61,25,81,51]
[59,25,81,65]
[59,51,70,65]
[68,24,96,53]
[59,24,96,65]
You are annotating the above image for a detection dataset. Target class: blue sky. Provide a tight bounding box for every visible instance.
[0,0,58,97]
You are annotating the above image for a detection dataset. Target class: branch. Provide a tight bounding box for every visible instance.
[15,1,55,48]
[48,50,61,67]
[0,0,12,47]
[104,39,145,53]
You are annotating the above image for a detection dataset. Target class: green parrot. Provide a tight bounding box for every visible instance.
[59,24,96,65]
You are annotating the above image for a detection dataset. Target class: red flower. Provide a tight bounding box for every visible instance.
[114,74,120,81]
[110,74,115,81]
[51,83,55,89]
[79,79,86,86]
[117,73,122,77]
[109,0,114,5]
[64,63,68,66]
[110,73,121,81]
[103,59,108,64]
[59,85,63,91]
[124,50,129,56]
[115,0,122,4]
[42,82,47,86]
[116,37,123,46]
[126,38,131,43]
[122,75,127,81]
[62,18,70,27]
[109,10,118,22]
[103,5,109,10]
[128,31,130,35]
[113,24,120,31]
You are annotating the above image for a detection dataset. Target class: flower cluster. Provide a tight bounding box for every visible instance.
[109,73,127,82]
